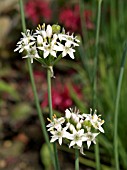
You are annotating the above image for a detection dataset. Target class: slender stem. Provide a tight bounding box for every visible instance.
[19,0,55,167]
[114,42,127,170]
[79,0,86,44]
[92,0,102,170]
[79,0,92,83]
[47,68,53,119]
[47,68,60,170]
[110,0,117,38]
[75,149,79,170]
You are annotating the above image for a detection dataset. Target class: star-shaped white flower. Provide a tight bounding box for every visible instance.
[47,117,65,131]
[14,30,35,53]
[38,43,57,58]
[83,110,104,133]
[54,42,75,59]
[50,126,70,145]
[69,129,86,148]
[22,46,40,63]
[83,131,99,149]
[58,33,79,47]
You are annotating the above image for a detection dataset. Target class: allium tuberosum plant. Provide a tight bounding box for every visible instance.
[16,1,105,169]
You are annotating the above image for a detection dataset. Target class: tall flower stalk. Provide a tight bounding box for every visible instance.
[47,68,60,170]
[14,6,80,167]
[19,0,55,168]
[114,42,127,170]
[92,0,103,170]
[75,149,79,170]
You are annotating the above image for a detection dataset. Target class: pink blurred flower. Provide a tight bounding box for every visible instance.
[59,4,94,33]
[25,0,52,24]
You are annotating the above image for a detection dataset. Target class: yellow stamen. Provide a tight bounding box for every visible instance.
[54,114,56,118]
[37,24,41,30]
[47,118,52,122]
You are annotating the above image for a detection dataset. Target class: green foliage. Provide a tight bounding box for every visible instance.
[40,143,53,170]
[11,103,33,122]
[0,80,19,100]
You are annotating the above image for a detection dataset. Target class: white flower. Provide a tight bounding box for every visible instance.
[22,46,40,63]
[34,24,46,39]
[83,109,104,133]
[21,30,35,42]
[91,113,104,133]
[54,42,75,59]
[14,30,35,53]
[83,132,99,149]
[35,24,52,39]
[50,126,70,145]
[58,33,79,46]
[69,129,86,148]
[38,42,57,58]
[47,117,65,131]
[72,113,80,123]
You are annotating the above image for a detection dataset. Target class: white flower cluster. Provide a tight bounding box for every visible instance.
[14,24,80,64]
[47,108,104,154]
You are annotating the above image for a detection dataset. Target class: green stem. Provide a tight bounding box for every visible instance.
[47,68,53,119]
[79,0,86,44]
[75,149,79,170]
[92,0,102,170]
[114,42,127,170]
[110,0,117,38]
[19,0,55,167]
[47,68,60,170]
[79,0,92,83]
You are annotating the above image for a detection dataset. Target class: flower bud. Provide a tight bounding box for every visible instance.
[76,122,81,130]
[65,109,71,119]
[69,124,75,133]
[37,35,43,45]
[46,25,52,38]
[52,24,61,34]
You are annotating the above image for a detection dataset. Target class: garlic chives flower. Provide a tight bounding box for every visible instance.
[14,23,80,64]
[47,108,105,154]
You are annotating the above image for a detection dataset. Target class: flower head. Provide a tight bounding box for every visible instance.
[47,107,105,154]
[14,23,80,66]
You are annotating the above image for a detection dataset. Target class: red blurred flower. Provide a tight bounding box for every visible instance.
[59,4,94,33]
[59,8,79,32]
[41,83,82,112]
[25,0,52,24]
[41,85,72,111]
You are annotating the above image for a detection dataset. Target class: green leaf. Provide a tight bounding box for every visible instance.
[40,143,53,170]
[0,80,19,100]
[11,103,32,121]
